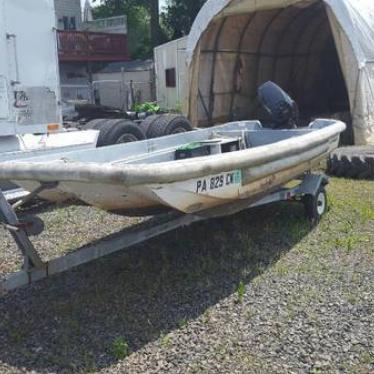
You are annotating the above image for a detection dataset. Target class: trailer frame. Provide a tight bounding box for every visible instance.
[0,173,328,296]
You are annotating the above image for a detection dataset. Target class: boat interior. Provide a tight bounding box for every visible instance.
[14,119,333,167]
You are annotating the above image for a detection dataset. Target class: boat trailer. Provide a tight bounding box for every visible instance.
[0,173,328,296]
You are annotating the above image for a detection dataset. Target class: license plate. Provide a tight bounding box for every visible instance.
[196,170,242,194]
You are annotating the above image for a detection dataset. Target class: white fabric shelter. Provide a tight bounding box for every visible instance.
[186,0,374,145]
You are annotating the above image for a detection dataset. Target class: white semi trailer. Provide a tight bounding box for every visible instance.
[0,0,193,201]
[0,0,101,198]
[0,0,99,165]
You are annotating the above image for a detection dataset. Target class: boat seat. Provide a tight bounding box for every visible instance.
[244,131,252,148]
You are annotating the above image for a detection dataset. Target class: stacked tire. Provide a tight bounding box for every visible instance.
[328,146,374,179]
[85,119,146,147]
[139,114,193,139]
[85,114,193,148]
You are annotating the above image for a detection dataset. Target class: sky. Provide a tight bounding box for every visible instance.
[160,0,167,10]
[80,0,167,11]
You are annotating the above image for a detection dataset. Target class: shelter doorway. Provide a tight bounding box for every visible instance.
[195,0,353,143]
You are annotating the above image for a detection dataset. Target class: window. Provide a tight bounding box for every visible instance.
[62,16,76,30]
[63,16,69,30]
[70,17,76,30]
[165,68,176,88]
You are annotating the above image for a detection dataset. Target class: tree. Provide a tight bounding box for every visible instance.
[93,0,161,57]
[162,0,207,39]
[91,0,205,59]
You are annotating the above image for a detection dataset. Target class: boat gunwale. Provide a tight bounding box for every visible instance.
[0,120,346,186]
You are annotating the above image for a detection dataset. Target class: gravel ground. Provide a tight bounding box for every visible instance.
[0,178,373,373]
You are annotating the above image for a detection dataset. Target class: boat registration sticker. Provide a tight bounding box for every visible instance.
[195,170,242,194]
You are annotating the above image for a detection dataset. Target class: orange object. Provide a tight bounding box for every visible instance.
[47,123,60,132]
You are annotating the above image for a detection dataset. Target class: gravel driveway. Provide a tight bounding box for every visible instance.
[0,178,373,373]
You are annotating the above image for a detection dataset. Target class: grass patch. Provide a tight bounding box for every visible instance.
[110,337,130,360]
[359,205,374,222]
[236,281,245,303]
[360,351,374,365]
[160,332,172,348]
[178,318,188,329]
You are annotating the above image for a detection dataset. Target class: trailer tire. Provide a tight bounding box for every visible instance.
[144,114,193,139]
[138,114,161,137]
[86,119,145,147]
[328,147,374,179]
[303,187,327,225]
[84,118,107,130]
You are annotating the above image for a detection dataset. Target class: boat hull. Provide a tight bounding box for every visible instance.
[0,119,344,215]
[16,160,324,215]
[14,143,335,215]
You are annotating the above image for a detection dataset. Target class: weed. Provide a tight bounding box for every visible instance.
[202,309,211,324]
[160,332,172,348]
[343,291,358,305]
[188,362,205,373]
[342,220,354,234]
[334,234,370,253]
[132,102,160,113]
[237,281,245,303]
[359,206,374,222]
[8,329,24,344]
[245,309,256,320]
[110,337,129,360]
[178,318,188,328]
[274,262,290,277]
[310,368,321,374]
[360,351,374,364]
[286,305,297,320]
[346,235,358,253]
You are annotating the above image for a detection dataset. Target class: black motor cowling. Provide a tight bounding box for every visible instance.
[258,81,299,129]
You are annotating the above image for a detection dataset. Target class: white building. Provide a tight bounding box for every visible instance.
[54,0,128,33]
[54,0,82,30]
[54,0,130,103]
[154,36,188,111]
[93,60,154,109]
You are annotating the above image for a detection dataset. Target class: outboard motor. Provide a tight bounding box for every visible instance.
[258,81,299,129]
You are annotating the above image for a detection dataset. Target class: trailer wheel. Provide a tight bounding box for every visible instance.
[84,118,107,130]
[303,187,327,224]
[138,114,161,137]
[143,114,193,139]
[85,119,145,147]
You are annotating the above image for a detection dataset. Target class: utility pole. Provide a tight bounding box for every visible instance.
[149,0,161,48]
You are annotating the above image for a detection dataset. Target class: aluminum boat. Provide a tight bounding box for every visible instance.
[0,118,345,215]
